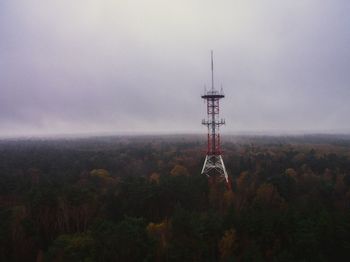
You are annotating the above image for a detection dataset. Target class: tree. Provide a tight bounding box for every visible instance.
[46,233,95,262]
[92,217,155,262]
[147,220,171,261]
[170,165,190,177]
[219,229,238,260]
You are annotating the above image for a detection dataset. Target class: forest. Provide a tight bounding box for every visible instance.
[1,134,350,261]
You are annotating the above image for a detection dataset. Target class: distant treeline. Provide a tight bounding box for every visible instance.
[0,135,350,261]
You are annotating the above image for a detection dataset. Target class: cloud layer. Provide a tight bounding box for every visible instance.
[1,0,350,136]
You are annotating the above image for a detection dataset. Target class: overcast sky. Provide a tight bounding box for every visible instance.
[1,0,350,137]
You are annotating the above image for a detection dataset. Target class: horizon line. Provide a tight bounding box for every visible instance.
[1,130,350,140]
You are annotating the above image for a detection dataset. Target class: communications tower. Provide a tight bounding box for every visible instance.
[201,51,229,184]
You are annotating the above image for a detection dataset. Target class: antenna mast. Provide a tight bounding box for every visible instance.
[211,50,214,91]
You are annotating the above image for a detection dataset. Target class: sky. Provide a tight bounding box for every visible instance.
[1,0,350,137]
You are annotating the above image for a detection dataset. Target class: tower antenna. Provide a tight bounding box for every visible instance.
[211,50,214,91]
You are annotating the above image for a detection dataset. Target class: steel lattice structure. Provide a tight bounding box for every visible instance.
[201,51,229,184]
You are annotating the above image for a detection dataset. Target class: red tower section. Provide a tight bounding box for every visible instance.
[202,90,225,155]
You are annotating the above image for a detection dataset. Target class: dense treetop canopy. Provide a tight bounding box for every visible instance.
[0,135,350,261]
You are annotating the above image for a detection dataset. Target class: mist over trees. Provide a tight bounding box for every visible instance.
[1,135,350,261]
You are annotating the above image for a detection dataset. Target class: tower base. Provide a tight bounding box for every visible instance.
[201,155,228,183]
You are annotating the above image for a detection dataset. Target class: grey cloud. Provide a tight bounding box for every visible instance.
[1,0,350,137]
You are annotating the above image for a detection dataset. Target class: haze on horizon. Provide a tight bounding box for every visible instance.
[1,0,350,138]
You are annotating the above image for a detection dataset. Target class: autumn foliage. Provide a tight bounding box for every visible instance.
[0,135,350,261]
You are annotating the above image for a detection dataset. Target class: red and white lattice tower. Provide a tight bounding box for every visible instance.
[201,51,229,184]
